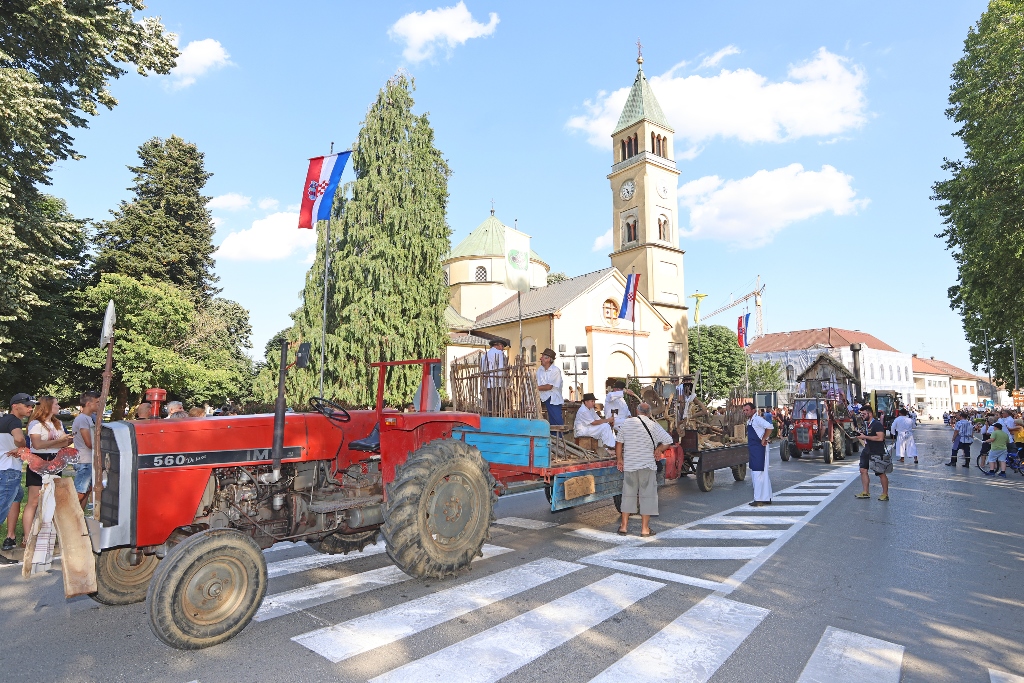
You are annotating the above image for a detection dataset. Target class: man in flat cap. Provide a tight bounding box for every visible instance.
[480,338,508,414]
[536,348,564,426]
[574,392,616,453]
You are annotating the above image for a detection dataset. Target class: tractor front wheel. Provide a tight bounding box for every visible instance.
[780,441,792,461]
[91,548,160,606]
[382,439,496,579]
[147,529,267,650]
[822,442,834,464]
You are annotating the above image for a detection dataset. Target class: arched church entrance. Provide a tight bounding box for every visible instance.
[607,351,636,381]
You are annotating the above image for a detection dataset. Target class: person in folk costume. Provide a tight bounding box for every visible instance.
[480,338,508,414]
[604,379,638,430]
[890,408,918,464]
[574,392,616,454]
[742,402,773,506]
[535,348,564,427]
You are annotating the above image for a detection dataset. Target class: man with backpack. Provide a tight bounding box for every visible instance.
[615,403,672,537]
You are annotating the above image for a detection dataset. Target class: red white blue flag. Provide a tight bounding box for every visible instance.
[737,314,746,348]
[298,151,351,229]
[618,274,641,321]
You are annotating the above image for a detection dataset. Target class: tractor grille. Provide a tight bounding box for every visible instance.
[796,427,810,442]
[99,427,120,526]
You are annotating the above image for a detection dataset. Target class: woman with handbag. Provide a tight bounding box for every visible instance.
[855,405,890,501]
[22,396,73,543]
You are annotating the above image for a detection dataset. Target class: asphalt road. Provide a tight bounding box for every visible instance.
[0,424,1021,682]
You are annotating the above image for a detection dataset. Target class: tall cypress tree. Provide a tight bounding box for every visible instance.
[94,135,219,302]
[286,74,452,407]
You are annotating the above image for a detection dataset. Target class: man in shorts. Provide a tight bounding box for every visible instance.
[855,405,890,501]
[983,422,1011,477]
[71,391,100,508]
[0,394,35,562]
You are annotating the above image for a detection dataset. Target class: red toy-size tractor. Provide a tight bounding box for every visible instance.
[781,397,856,464]
[87,359,497,650]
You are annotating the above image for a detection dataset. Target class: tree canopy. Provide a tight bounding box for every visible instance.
[748,360,786,393]
[266,73,452,408]
[95,135,219,302]
[934,0,1024,384]
[688,324,747,400]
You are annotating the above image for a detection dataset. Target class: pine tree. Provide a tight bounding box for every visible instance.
[95,135,219,302]
[283,74,452,408]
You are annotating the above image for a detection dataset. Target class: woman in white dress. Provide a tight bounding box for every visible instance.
[891,408,918,464]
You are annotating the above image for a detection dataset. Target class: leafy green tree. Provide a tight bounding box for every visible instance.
[78,274,254,418]
[749,360,785,393]
[95,135,219,301]
[0,194,90,396]
[934,0,1024,384]
[688,324,746,401]
[276,74,452,408]
[546,271,568,285]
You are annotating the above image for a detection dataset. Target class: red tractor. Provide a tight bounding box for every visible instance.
[87,358,496,650]
[781,397,857,464]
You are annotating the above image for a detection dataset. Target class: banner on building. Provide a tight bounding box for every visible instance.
[503,226,532,292]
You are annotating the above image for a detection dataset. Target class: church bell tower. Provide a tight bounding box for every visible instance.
[607,52,687,341]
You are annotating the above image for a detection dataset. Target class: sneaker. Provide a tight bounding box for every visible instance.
[0,555,16,566]
[945,461,956,467]
[962,462,972,467]
[878,494,889,501]
[999,471,1007,478]
[1,537,14,552]
[986,470,996,476]
[854,492,870,499]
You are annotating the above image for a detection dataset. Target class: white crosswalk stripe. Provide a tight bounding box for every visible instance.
[292,557,583,663]
[369,573,663,683]
[256,544,513,622]
[265,542,387,578]
[991,669,1024,683]
[796,627,904,683]
[568,527,656,545]
[590,595,769,683]
[493,516,559,529]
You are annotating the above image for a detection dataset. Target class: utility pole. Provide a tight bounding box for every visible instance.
[1013,337,1019,392]
[983,328,993,405]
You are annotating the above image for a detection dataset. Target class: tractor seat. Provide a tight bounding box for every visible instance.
[349,423,381,453]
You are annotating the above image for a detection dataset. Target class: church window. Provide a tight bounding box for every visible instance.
[651,132,656,155]
[626,137,633,158]
[668,351,677,377]
[475,266,487,282]
[786,364,795,382]
[658,216,669,241]
[621,139,626,161]
[530,345,537,362]
[603,299,618,322]
[633,133,638,156]
[624,218,637,243]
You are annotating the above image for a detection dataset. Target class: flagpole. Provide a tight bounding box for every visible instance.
[631,268,637,378]
[319,215,330,398]
[518,291,523,362]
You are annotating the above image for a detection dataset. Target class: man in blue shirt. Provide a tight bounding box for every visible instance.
[947,412,975,467]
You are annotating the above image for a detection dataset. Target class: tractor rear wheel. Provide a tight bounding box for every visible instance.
[90,548,160,606]
[382,439,496,579]
[147,529,267,650]
[697,468,715,492]
[307,529,379,555]
[732,463,748,481]
[832,430,846,461]
[822,442,834,464]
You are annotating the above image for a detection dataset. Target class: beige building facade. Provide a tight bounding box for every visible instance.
[442,57,689,399]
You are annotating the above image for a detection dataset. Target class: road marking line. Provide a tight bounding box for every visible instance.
[493,516,559,530]
[661,529,785,540]
[262,541,309,555]
[991,669,1024,683]
[567,527,656,545]
[291,557,583,663]
[599,545,763,561]
[697,516,802,525]
[782,488,838,494]
[255,545,513,621]
[266,543,387,578]
[796,626,904,683]
[725,505,818,512]
[369,573,664,683]
[590,595,769,683]
[769,496,828,503]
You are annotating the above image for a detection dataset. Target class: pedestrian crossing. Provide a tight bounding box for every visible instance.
[228,466,1019,682]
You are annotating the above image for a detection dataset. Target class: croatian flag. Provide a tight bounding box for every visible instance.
[298,151,351,229]
[737,314,746,348]
[618,274,641,321]
[743,312,751,346]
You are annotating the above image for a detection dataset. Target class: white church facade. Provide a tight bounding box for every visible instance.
[443,55,690,398]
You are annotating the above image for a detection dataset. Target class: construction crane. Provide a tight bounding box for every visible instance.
[701,275,765,340]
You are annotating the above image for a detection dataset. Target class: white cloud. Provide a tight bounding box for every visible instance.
[257,198,280,211]
[216,212,316,261]
[678,163,868,248]
[208,193,251,211]
[699,45,740,69]
[592,228,613,252]
[168,38,231,89]
[389,2,499,63]
[211,216,225,230]
[567,48,867,153]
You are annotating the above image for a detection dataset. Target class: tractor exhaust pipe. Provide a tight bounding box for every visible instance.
[272,338,288,477]
[849,343,862,401]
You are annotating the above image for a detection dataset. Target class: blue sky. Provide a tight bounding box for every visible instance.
[49,0,988,370]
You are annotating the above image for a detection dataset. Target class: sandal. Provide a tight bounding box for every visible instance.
[878,494,889,501]
[640,530,656,537]
[854,492,870,499]
[617,529,629,536]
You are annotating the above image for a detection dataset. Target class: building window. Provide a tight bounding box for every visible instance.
[633,132,638,156]
[870,364,874,379]
[668,351,677,376]
[786,364,795,382]
[905,366,909,381]
[970,386,975,394]
[603,299,619,322]
[626,136,634,158]
[530,345,537,363]
[658,216,669,241]
[889,365,893,380]
[443,270,449,286]
[475,266,487,282]
[620,139,626,162]
[953,385,959,394]
[624,218,638,243]
[651,132,656,156]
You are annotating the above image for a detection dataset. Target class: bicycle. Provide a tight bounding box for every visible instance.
[976,448,1024,475]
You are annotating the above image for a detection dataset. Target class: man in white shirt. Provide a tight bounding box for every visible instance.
[71,391,100,507]
[535,348,564,426]
[0,394,34,561]
[480,339,508,414]
[603,379,635,429]
[574,392,616,451]
[742,402,774,506]
[890,408,918,464]
[615,403,673,536]
[997,409,1019,449]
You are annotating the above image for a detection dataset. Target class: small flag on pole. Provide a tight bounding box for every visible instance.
[737,315,746,348]
[743,312,751,346]
[503,225,532,293]
[298,152,351,229]
[618,274,641,322]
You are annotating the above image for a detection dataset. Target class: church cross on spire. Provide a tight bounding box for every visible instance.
[490,198,495,216]
[636,38,643,65]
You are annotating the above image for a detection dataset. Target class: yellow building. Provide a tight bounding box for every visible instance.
[444,56,689,397]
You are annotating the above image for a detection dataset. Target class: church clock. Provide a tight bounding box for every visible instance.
[619,179,636,201]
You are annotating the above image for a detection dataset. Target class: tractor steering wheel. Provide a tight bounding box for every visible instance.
[310,396,351,423]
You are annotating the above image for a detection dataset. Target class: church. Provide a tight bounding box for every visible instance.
[443,55,689,398]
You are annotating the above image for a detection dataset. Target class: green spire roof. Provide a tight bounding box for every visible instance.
[448,214,545,263]
[613,61,672,135]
